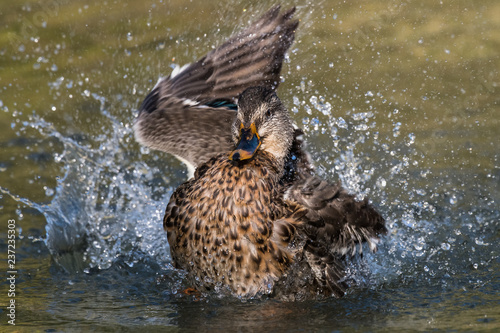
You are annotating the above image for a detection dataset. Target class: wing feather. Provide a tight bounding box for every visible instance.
[134,6,298,168]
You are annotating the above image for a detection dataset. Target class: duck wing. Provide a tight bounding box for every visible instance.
[286,176,387,296]
[134,6,298,170]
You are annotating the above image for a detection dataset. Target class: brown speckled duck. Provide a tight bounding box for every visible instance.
[134,6,387,299]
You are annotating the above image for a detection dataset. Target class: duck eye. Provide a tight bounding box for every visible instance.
[265,109,273,119]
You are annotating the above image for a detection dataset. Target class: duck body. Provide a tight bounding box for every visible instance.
[165,152,292,297]
[134,7,387,299]
[163,86,386,299]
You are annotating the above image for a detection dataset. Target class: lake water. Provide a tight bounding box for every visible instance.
[0,0,499,331]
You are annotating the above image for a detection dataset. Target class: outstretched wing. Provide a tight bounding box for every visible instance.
[134,6,299,169]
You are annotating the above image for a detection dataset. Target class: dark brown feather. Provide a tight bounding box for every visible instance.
[164,152,294,296]
[286,176,387,256]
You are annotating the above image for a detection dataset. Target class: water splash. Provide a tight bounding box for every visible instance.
[3,95,173,274]
[2,71,497,299]
[289,87,499,292]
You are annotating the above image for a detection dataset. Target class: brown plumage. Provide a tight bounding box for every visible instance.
[164,151,291,296]
[134,7,387,299]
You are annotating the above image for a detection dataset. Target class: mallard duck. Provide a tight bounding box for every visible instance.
[134,6,386,299]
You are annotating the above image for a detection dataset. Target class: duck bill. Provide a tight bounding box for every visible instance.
[228,123,261,162]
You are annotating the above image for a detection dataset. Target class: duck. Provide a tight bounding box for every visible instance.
[134,6,387,299]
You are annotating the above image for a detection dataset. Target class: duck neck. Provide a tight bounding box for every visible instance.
[251,151,283,178]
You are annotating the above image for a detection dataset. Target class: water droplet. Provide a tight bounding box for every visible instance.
[441,243,451,251]
[376,178,387,188]
[309,95,318,106]
[474,238,486,246]
[449,195,457,205]
[407,133,416,145]
[392,122,401,137]
[127,32,133,41]
[311,117,320,131]
[44,187,55,196]
[330,126,337,136]
[300,80,306,92]
[336,117,347,129]
[354,124,369,131]
[415,189,426,196]
[321,102,332,116]
[355,112,374,121]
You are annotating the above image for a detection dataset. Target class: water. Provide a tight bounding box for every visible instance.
[1,0,499,331]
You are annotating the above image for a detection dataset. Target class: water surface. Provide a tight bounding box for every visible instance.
[0,0,499,331]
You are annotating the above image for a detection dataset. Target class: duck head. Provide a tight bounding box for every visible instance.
[229,87,294,169]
